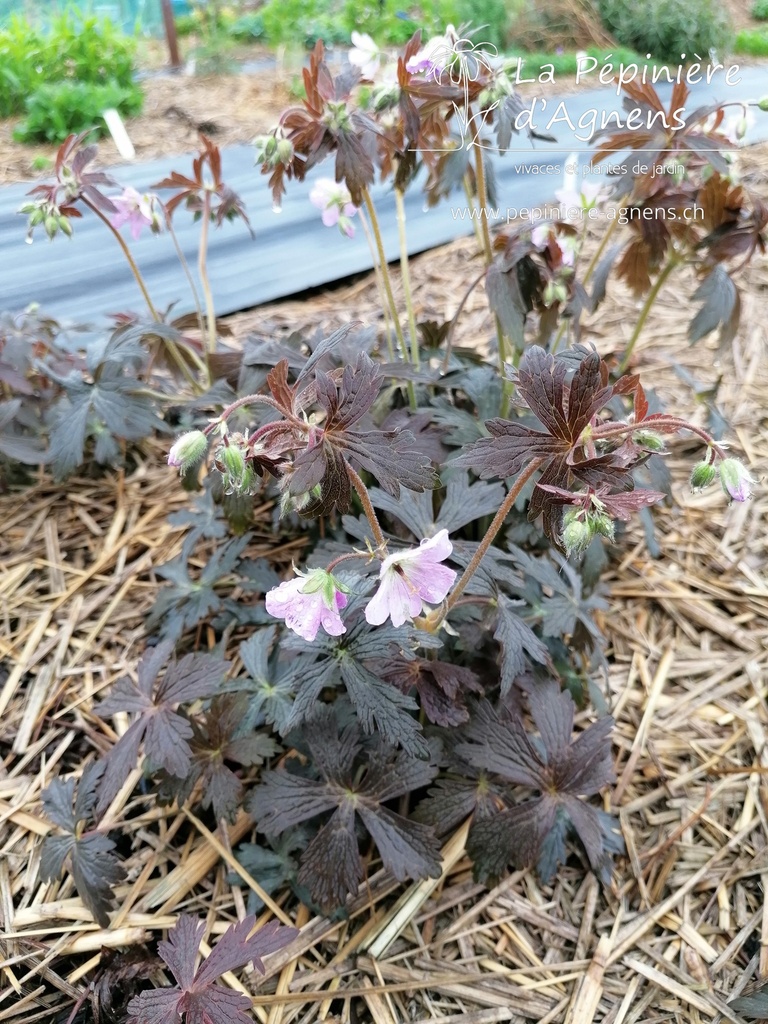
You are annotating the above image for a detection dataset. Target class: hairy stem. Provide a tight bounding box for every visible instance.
[473,141,493,266]
[362,189,408,362]
[462,171,486,255]
[164,209,206,344]
[362,188,416,409]
[346,463,387,552]
[442,458,543,617]
[83,196,158,320]
[395,186,420,369]
[441,267,487,373]
[618,258,679,373]
[472,139,511,413]
[358,206,396,363]
[592,416,727,459]
[326,550,369,573]
[199,191,218,355]
[551,214,617,356]
[206,392,307,433]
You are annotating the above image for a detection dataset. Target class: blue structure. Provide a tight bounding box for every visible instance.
[0,0,191,34]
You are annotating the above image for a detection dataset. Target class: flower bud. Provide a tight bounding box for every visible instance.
[633,428,665,452]
[167,430,208,472]
[279,483,322,518]
[690,460,717,490]
[758,97,768,113]
[219,444,247,491]
[735,116,748,140]
[44,215,59,240]
[253,134,277,164]
[589,510,615,542]
[561,510,592,557]
[58,216,73,237]
[275,138,293,164]
[719,457,753,502]
[372,82,400,111]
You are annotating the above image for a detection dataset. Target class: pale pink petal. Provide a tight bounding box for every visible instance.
[390,529,452,569]
[319,601,346,636]
[401,560,456,604]
[282,594,324,641]
[265,578,305,616]
[322,207,340,227]
[365,572,422,628]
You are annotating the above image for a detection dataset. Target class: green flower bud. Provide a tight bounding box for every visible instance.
[58,216,73,237]
[633,428,665,452]
[690,460,717,490]
[562,510,592,557]
[220,444,246,489]
[589,510,615,542]
[253,134,276,164]
[29,208,45,226]
[44,215,59,240]
[167,430,209,472]
[758,97,768,113]
[275,138,293,164]
[279,482,322,518]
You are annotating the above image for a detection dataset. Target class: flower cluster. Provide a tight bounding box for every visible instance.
[265,531,456,640]
[110,187,163,240]
[309,178,359,238]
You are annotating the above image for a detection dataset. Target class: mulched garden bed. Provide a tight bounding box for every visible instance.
[1,140,767,1023]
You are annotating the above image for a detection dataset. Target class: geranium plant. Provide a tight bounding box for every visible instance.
[14,25,766,946]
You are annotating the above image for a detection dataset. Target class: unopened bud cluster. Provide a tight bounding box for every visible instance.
[19,200,73,243]
[213,433,259,496]
[561,507,614,557]
[253,133,293,169]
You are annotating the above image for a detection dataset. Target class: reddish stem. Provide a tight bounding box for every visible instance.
[591,416,726,459]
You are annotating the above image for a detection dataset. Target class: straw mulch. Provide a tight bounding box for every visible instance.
[1,145,767,1024]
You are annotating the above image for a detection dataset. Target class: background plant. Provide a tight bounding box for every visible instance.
[0,7,142,142]
[14,79,143,144]
[597,0,733,62]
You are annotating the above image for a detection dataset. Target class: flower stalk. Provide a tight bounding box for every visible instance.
[394,186,420,369]
[81,196,159,321]
[346,463,387,552]
[441,458,543,618]
[618,257,680,373]
[198,189,218,356]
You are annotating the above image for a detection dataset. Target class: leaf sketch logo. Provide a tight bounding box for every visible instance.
[411,31,499,153]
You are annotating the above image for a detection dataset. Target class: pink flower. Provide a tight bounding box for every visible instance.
[309,178,358,238]
[110,187,161,240]
[406,26,458,80]
[266,568,348,642]
[365,530,457,628]
[349,31,382,79]
[719,458,754,502]
[531,223,551,248]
